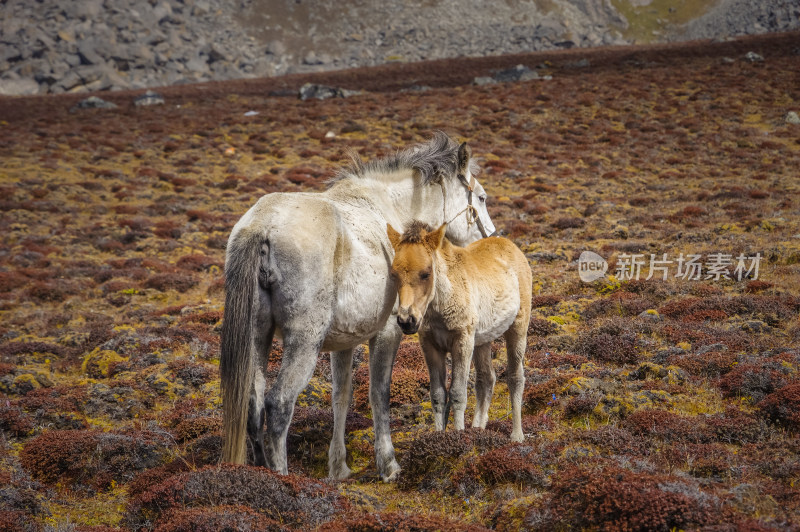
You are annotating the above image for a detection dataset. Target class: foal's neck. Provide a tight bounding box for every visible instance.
[431,240,462,309]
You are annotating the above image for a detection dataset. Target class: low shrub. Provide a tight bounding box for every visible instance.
[545,463,716,531]
[126,464,347,530]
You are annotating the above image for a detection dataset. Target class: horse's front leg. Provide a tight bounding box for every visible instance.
[368,319,403,481]
[420,334,448,431]
[448,332,476,431]
[328,348,354,480]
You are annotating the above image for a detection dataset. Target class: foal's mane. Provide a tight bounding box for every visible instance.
[332,132,462,185]
[399,220,435,244]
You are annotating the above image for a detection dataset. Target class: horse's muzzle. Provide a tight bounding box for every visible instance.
[397,314,419,335]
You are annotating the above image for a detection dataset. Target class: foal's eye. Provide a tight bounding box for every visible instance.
[420,271,430,281]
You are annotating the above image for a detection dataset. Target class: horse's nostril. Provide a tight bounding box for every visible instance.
[397,314,418,333]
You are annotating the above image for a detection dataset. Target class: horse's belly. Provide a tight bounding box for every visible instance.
[322,265,394,351]
[474,293,520,346]
[474,315,516,346]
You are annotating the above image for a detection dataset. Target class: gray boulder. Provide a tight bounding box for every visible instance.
[0,78,40,96]
[70,95,118,111]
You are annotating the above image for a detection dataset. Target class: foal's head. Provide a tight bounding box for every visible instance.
[387,221,446,334]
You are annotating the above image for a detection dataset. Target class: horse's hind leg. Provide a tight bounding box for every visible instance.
[421,335,448,431]
[264,333,321,474]
[369,322,403,481]
[504,326,527,442]
[471,343,495,429]
[328,348,354,480]
[248,294,274,466]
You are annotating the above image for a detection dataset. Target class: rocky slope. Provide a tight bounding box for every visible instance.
[1,0,799,96]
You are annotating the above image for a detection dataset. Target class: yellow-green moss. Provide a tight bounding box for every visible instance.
[82,349,126,379]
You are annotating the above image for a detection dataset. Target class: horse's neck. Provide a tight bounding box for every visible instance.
[327,173,444,229]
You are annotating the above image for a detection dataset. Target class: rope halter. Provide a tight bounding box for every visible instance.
[447,173,494,238]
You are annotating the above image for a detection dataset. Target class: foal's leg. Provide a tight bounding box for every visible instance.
[448,333,476,431]
[504,327,527,442]
[264,332,321,474]
[421,335,448,431]
[368,320,403,481]
[328,348,354,480]
[471,342,495,429]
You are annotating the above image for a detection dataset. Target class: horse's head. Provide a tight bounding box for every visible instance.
[387,222,445,335]
[442,142,496,247]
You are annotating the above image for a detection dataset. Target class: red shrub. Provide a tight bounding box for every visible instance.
[744,280,773,293]
[718,362,787,403]
[176,254,222,272]
[546,463,715,531]
[758,382,800,430]
[575,325,639,365]
[0,407,34,437]
[320,511,489,532]
[144,273,198,293]
[530,294,562,308]
[528,318,559,337]
[474,443,547,487]
[523,376,563,410]
[668,350,739,378]
[659,442,733,477]
[398,428,506,492]
[625,409,707,443]
[528,351,587,369]
[20,429,171,488]
[551,216,585,229]
[126,464,347,529]
[153,219,183,239]
[152,506,283,532]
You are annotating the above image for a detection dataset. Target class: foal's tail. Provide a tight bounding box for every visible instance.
[220,227,266,464]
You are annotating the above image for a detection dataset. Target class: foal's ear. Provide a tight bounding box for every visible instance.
[424,224,447,250]
[457,142,472,174]
[387,224,402,250]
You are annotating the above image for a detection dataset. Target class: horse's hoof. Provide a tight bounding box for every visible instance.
[328,463,352,481]
[380,460,401,482]
[510,431,524,443]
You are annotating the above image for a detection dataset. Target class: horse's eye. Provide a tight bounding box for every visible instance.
[420,272,430,281]
[479,195,486,203]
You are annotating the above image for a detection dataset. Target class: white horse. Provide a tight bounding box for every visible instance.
[221,133,495,480]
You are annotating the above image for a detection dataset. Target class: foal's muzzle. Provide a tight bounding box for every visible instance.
[397,314,419,335]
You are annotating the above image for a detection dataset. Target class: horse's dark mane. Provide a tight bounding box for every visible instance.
[333,132,461,185]
[400,220,434,244]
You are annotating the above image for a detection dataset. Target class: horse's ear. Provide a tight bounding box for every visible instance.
[387,224,402,250]
[457,142,472,174]
[425,224,446,250]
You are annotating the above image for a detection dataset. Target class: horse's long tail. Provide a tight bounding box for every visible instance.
[220,227,264,464]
